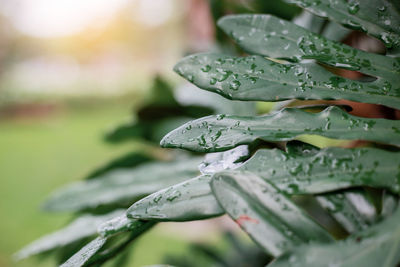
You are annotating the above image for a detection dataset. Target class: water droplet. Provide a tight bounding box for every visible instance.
[201,64,211,72]
[216,114,226,120]
[229,80,241,90]
[348,1,360,14]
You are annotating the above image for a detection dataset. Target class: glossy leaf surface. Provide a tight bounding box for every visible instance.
[161,106,400,152]
[268,205,400,267]
[174,53,400,109]
[60,237,107,267]
[61,221,155,267]
[127,175,224,221]
[43,158,201,212]
[218,14,400,79]
[316,190,377,233]
[128,144,400,222]
[211,171,333,256]
[286,0,400,48]
[199,145,251,174]
[240,146,400,195]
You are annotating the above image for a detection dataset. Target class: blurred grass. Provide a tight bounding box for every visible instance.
[0,99,191,266]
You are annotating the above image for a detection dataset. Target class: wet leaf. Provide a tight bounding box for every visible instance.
[286,0,400,48]
[127,143,400,222]
[316,190,377,233]
[161,106,400,152]
[174,53,400,109]
[211,171,333,256]
[15,210,124,260]
[126,175,224,221]
[60,237,107,267]
[241,146,400,195]
[43,158,202,212]
[60,221,154,267]
[199,145,251,174]
[97,214,147,238]
[268,204,400,267]
[218,14,400,79]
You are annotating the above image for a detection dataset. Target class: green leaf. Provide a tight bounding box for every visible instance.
[174,53,400,109]
[60,221,154,267]
[98,213,153,237]
[60,237,107,267]
[217,14,400,79]
[316,190,377,233]
[286,0,400,48]
[175,82,256,116]
[85,152,153,179]
[126,175,224,221]
[199,145,251,174]
[211,171,333,256]
[127,145,252,221]
[240,146,400,195]
[105,117,193,144]
[161,106,400,152]
[43,158,202,212]
[128,143,400,222]
[268,204,400,267]
[15,210,124,260]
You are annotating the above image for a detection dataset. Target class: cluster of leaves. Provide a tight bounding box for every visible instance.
[17,0,400,266]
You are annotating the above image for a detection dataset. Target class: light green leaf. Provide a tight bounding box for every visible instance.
[268,204,400,267]
[98,213,155,238]
[15,210,124,260]
[218,14,399,78]
[127,143,400,222]
[211,171,333,256]
[161,106,400,152]
[127,145,251,221]
[286,0,400,48]
[60,236,107,267]
[60,220,154,267]
[316,190,377,233]
[43,158,202,212]
[126,175,224,221]
[174,53,400,109]
[240,146,400,195]
[199,145,251,174]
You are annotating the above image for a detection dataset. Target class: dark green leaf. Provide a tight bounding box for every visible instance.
[268,204,400,267]
[218,14,399,78]
[211,171,333,256]
[85,152,153,179]
[105,117,193,144]
[126,175,224,221]
[174,53,400,109]
[128,144,400,222]
[43,158,202,212]
[240,146,400,195]
[286,0,400,48]
[316,190,377,233]
[161,106,400,152]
